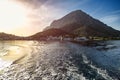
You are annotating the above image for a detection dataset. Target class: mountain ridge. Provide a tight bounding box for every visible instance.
[44,10,120,37]
[0,10,120,40]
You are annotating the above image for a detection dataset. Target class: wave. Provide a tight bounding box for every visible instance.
[0,41,120,80]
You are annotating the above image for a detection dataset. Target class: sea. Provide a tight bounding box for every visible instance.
[0,40,120,80]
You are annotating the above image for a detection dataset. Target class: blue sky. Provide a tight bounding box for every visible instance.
[26,0,120,31]
[44,0,120,30]
[24,0,120,35]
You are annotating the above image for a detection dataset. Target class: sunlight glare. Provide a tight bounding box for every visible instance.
[0,0,28,32]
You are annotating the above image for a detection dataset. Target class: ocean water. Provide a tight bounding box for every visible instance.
[0,41,32,70]
[0,40,120,80]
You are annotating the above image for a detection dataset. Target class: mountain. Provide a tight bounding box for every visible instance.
[30,28,74,40]
[0,32,23,40]
[44,10,120,37]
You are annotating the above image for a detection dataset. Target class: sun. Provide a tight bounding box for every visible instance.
[0,0,28,33]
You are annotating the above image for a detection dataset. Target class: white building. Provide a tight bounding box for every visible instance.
[74,37,88,41]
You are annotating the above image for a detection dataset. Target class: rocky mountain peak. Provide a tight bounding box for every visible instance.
[44,10,120,37]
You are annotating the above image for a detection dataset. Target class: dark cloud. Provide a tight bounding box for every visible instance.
[15,0,49,8]
[15,0,83,8]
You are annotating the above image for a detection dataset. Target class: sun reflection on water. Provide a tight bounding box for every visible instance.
[0,41,33,70]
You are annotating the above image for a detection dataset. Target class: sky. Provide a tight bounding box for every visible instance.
[0,0,120,36]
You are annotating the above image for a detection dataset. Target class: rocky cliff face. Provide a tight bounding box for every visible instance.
[44,10,120,37]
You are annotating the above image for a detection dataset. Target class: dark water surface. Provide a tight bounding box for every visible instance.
[0,40,120,80]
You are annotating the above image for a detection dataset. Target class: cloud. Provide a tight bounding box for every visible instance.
[111,10,120,14]
[100,10,120,23]
[15,0,89,9]
[100,10,120,30]
[12,0,91,36]
[14,0,47,7]
[13,0,67,34]
[100,15,120,23]
[13,0,75,30]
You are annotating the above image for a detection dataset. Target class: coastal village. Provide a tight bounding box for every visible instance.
[46,36,89,41]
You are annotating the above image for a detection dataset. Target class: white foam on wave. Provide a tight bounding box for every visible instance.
[0,58,13,70]
[82,54,114,80]
[0,50,8,56]
[0,46,24,71]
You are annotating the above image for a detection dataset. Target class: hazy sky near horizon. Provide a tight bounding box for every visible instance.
[0,0,120,36]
